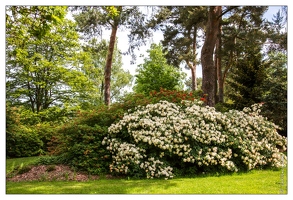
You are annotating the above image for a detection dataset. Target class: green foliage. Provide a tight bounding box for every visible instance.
[227,51,266,109]
[226,50,287,137]
[6,103,42,158]
[81,38,133,107]
[6,6,95,112]
[6,125,44,158]
[6,103,67,158]
[6,6,67,39]
[33,156,66,166]
[150,88,203,103]
[215,101,234,113]
[106,6,121,19]
[17,165,33,175]
[104,100,287,179]
[53,89,203,175]
[6,156,40,175]
[265,7,287,52]
[261,52,287,136]
[134,43,186,94]
[52,106,118,174]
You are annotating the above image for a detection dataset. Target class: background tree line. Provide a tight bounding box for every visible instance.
[6,6,287,158]
[146,6,287,136]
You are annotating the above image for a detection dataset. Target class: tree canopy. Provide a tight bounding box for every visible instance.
[6,6,93,112]
[134,43,186,95]
[149,6,207,91]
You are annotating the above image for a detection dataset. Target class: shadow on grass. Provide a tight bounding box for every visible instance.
[6,179,178,194]
[6,167,288,194]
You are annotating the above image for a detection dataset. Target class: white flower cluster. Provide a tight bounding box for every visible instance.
[196,147,236,171]
[102,136,174,179]
[103,138,145,174]
[140,157,173,179]
[104,100,287,178]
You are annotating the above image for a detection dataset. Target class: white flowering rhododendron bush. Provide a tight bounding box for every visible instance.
[102,100,287,179]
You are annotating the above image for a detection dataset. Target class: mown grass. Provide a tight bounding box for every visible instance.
[6,156,287,194]
[6,156,40,174]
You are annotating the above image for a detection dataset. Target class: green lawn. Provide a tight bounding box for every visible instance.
[6,157,288,194]
[6,156,40,174]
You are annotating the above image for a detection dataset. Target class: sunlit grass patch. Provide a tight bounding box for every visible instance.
[6,167,287,194]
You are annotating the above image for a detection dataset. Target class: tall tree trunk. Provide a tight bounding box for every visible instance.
[201,6,222,107]
[191,66,197,91]
[186,61,197,91]
[100,80,104,102]
[186,26,198,91]
[216,16,224,103]
[213,47,218,104]
[192,26,198,91]
[104,25,118,106]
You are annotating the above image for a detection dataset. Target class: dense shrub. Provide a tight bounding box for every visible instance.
[33,155,66,165]
[6,103,63,158]
[54,123,111,174]
[103,100,287,179]
[6,123,61,158]
[34,123,59,153]
[53,89,204,175]
[6,125,44,158]
[119,88,204,112]
[51,105,124,175]
[6,103,40,158]
[148,88,203,104]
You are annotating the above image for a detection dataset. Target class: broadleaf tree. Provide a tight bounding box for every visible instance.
[134,43,186,95]
[6,6,94,112]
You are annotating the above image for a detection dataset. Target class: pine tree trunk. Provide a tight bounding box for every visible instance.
[186,26,198,91]
[186,61,197,91]
[104,25,118,106]
[216,17,224,103]
[191,66,197,91]
[201,6,222,107]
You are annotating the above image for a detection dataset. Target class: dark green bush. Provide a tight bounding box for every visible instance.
[6,103,69,158]
[215,102,234,113]
[6,123,59,158]
[33,155,66,165]
[6,125,44,158]
[34,123,58,154]
[53,123,111,175]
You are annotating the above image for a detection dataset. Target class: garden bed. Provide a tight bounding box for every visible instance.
[7,164,102,182]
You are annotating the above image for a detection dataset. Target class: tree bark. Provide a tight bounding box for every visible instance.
[216,16,223,103]
[104,25,118,106]
[186,61,197,91]
[201,6,222,107]
[191,66,197,91]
